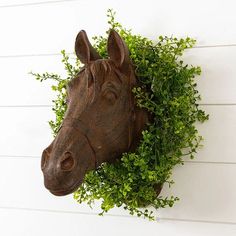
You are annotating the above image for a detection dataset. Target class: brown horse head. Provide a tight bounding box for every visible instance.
[41,30,149,196]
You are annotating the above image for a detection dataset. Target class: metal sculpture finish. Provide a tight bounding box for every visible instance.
[41,30,149,196]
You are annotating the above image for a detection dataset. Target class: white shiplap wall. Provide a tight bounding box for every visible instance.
[0,0,236,235]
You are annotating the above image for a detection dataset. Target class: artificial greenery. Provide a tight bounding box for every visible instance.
[31,9,208,220]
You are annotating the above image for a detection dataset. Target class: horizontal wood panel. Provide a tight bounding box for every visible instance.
[1,46,236,105]
[0,107,53,156]
[0,0,236,56]
[0,105,235,163]
[157,162,236,224]
[185,47,236,104]
[194,105,236,163]
[0,158,236,224]
[0,55,65,106]
[1,208,236,236]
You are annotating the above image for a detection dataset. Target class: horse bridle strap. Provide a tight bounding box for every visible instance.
[60,118,98,169]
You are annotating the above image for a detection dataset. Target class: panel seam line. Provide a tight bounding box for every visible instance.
[0,206,236,225]
[0,0,80,8]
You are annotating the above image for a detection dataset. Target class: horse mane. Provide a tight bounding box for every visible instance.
[89,59,118,84]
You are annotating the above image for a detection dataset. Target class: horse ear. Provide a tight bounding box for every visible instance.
[75,30,101,64]
[107,30,130,72]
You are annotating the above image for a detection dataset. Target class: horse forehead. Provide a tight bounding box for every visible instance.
[90,60,121,83]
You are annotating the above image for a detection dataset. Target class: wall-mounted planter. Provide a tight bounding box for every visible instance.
[32,9,208,220]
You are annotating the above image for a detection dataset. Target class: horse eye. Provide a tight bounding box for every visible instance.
[102,90,117,105]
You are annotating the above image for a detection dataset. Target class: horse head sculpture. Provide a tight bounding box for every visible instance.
[41,30,149,196]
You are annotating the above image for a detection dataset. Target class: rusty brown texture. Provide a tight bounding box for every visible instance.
[41,30,149,196]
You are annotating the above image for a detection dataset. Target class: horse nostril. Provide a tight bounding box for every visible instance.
[41,149,50,170]
[60,152,75,171]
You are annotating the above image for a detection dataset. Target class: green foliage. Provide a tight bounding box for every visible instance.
[31,9,208,220]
